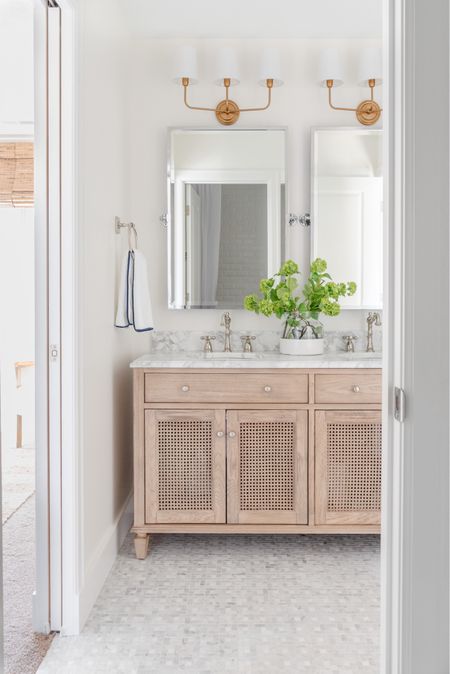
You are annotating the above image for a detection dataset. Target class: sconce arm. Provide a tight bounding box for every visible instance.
[183,81,216,112]
[240,84,273,113]
[327,84,357,113]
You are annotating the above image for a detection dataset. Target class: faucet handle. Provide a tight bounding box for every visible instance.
[241,335,256,353]
[342,335,358,353]
[200,335,216,352]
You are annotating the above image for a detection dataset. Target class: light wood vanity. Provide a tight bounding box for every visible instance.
[131,356,382,559]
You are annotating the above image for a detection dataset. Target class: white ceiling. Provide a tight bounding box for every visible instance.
[126,0,382,39]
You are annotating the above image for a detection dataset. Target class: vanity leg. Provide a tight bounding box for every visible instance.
[134,533,150,560]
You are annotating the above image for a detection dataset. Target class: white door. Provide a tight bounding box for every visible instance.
[33,0,63,633]
[382,0,449,671]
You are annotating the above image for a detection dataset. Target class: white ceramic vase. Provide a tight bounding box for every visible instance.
[279,337,325,356]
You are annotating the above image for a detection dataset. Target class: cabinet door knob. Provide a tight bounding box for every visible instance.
[264,385,272,392]
[181,385,190,392]
[216,431,224,437]
[228,431,236,438]
[353,385,361,393]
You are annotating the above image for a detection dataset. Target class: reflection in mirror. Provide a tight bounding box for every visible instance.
[311,128,383,310]
[168,129,286,309]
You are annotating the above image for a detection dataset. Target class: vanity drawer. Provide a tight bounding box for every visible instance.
[144,372,309,404]
[314,373,381,404]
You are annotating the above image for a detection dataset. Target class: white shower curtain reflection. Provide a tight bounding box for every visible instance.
[199,184,222,307]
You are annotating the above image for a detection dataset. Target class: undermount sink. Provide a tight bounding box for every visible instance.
[204,351,258,359]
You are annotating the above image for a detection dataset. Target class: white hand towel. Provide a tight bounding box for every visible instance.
[115,250,154,332]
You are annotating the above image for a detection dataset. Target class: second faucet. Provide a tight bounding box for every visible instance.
[221,311,232,352]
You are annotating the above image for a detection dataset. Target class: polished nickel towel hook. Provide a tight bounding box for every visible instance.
[115,216,138,249]
[115,216,136,234]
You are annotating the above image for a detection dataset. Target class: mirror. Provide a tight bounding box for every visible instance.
[311,128,383,310]
[168,129,286,309]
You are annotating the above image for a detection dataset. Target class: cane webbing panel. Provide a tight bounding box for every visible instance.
[327,422,382,512]
[157,420,213,511]
[239,421,295,511]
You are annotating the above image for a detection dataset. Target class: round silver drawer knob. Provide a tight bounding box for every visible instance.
[228,431,236,438]
[181,385,190,392]
[216,431,224,437]
[264,385,272,392]
[353,385,361,393]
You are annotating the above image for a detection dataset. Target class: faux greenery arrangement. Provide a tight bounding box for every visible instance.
[244,258,356,340]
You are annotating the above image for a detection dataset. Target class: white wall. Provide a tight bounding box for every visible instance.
[0,0,34,136]
[128,37,382,336]
[75,0,149,627]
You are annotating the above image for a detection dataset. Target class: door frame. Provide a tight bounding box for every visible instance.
[33,0,78,635]
[33,0,450,665]
[381,0,449,671]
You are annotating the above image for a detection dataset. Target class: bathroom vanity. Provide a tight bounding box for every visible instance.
[129,124,384,559]
[131,353,382,559]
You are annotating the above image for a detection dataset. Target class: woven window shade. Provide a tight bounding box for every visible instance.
[0,143,34,207]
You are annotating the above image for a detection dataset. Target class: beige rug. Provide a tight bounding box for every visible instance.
[3,494,54,673]
[2,445,35,523]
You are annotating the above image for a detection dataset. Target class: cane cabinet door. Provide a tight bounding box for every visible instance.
[145,409,226,523]
[315,410,382,525]
[226,410,308,524]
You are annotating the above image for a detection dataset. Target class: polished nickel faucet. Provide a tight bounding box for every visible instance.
[221,311,232,352]
[366,312,382,352]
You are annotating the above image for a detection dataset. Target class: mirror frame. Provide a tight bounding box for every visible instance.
[166,127,289,310]
[310,126,383,311]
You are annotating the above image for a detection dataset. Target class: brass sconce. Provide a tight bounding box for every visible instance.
[182,76,275,127]
[326,78,381,126]
[174,46,283,126]
[320,47,383,126]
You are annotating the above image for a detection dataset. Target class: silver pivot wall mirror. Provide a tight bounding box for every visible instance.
[289,213,310,227]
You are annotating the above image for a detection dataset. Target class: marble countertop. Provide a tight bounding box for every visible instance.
[130,351,382,369]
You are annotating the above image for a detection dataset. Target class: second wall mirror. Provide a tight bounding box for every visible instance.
[311,128,383,310]
[167,128,286,310]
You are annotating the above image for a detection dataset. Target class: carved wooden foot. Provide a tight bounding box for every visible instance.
[134,533,150,559]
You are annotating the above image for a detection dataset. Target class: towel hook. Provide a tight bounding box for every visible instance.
[115,216,138,250]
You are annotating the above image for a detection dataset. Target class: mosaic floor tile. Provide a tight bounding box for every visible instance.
[38,534,380,673]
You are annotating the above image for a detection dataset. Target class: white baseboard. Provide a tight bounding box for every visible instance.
[64,491,133,635]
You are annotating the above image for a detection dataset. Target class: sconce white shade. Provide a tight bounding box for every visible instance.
[358,47,382,86]
[318,48,344,87]
[258,48,284,87]
[173,45,199,84]
[213,47,240,86]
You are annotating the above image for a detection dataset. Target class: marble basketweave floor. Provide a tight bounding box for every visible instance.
[38,533,380,674]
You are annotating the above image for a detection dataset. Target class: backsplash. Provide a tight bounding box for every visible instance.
[150,328,382,354]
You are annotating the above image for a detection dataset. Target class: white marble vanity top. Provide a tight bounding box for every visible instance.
[130,351,382,369]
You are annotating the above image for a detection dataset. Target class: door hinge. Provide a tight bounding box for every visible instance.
[185,205,190,217]
[50,344,59,362]
[394,387,406,423]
